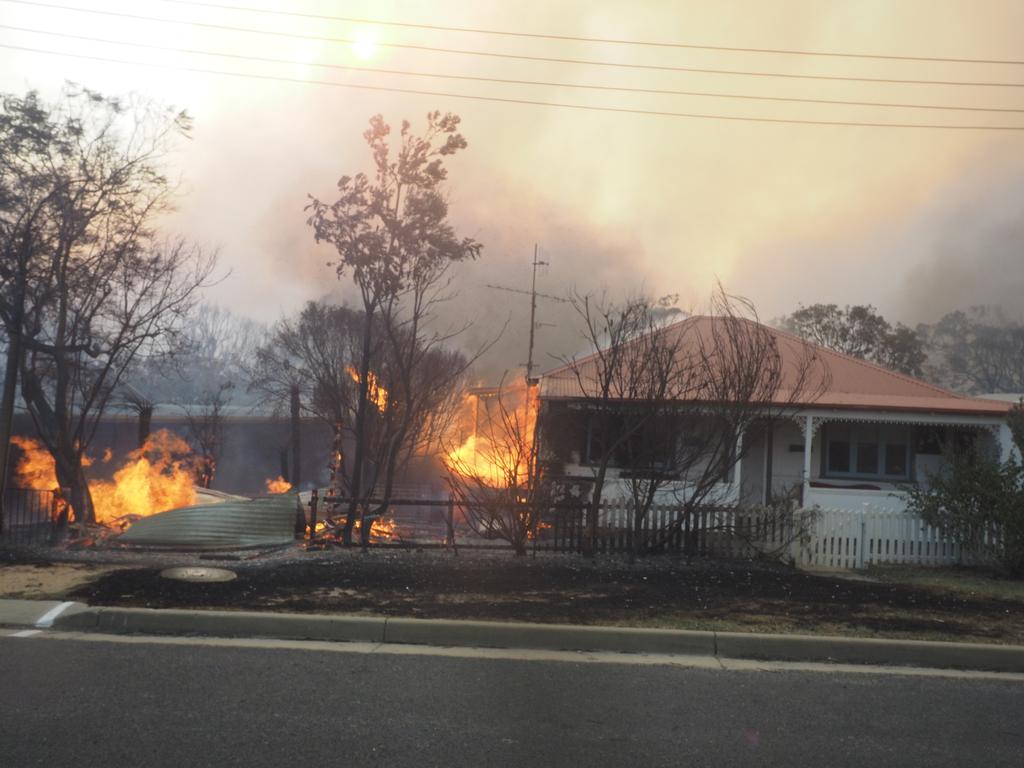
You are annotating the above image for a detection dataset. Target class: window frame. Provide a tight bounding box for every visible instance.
[821,423,913,482]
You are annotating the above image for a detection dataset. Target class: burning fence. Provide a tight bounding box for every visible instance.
[306,506,399,545]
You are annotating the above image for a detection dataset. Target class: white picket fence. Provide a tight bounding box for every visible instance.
[795,504,970,570]
[579,498,991,570]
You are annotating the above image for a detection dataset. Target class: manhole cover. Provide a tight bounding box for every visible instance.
[159,566,237,583]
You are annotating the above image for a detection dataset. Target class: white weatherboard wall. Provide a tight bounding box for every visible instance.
[770,420,805,497]
[804,487,907,513]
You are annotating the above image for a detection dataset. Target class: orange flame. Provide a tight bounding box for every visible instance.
[88,431,197,525]
[353,516,398,541]
[10,435,59,490]
[347,366,388,411]
[265,475,292,494]
[528,521,553,540]
[11,431,197,525]
[313,515,398,542]
[444,384,538,488]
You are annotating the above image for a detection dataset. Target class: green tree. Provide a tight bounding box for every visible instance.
[777,303,926,376]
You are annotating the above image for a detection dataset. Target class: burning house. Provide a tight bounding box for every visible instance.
[9,403,333,498]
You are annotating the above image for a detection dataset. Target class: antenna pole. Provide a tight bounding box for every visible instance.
[526,244,541,386]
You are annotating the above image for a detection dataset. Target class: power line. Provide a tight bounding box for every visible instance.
[6,0,1024,89]
[5,24,1022,114]
[4,42,1024,130]
[158,0,1024,67]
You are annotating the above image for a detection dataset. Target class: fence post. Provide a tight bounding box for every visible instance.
[788,507,802,566]
[307,488,318,540]
[856,503,868,570]
[446,496,457,554]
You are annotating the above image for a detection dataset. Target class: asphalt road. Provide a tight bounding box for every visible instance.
[1,634,1022,767]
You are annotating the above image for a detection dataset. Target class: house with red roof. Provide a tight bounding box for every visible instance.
[536,315,1017,515]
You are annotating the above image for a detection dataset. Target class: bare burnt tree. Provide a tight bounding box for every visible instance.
[123,386,155,450]
[130,303,264,404]
[248,302,363,489]
[187,304,264,375]
[359,273,483,546]
[0,86,215,525]
[650,293,826,553]
[180,381,233,488]
[306,112,480,545]
[553,292,690,554]
[250,299,474,544]
[0,90,73,519]
[555,287,827,557]
[444,382,548,557]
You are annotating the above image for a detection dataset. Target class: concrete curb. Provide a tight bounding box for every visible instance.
[11,602,1022,673]
[714,631,1024,673]
[384,617,716,656]
[55,606,386,643]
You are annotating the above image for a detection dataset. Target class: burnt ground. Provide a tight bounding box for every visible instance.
[59,548,1024,644]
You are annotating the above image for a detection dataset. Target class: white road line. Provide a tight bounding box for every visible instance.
[34,601,75,628]
[10,629,42,638]
[22,630,1024,682]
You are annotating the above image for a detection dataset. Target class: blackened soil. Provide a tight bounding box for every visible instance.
[71,549,1024,642]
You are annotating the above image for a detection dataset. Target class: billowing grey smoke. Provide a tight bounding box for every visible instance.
[899,172,1024,324]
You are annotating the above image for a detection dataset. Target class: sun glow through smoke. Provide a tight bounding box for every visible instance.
[352,29,378,60]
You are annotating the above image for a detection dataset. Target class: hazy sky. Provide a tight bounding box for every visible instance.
[2,0,1023,377]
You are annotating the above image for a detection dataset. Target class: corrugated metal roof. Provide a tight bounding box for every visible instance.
[117,495,301,550]
[539,315,1013,417]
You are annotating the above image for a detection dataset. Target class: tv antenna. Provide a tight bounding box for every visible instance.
[485,244,568,386]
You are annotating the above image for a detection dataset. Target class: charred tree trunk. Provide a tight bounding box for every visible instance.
[344,313,375,547]
[54,450,93,526]
[0,266,27,534]
[585,462,609,557]
[279,446,289,481]
[0,328,21,534]
[21,365,95,525]
[289,384,301,488]
[50,488,70,544]
[137,404,153,448]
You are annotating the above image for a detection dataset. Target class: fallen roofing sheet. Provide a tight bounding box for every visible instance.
[117,495,301,550]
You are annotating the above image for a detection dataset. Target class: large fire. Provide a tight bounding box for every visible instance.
[265,475,292,494]
[444,384,538,488]
[347,366,388,411]
[9,435,58,489]
[11,430,197,526]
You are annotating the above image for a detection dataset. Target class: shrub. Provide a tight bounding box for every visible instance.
[906,449,1024,576]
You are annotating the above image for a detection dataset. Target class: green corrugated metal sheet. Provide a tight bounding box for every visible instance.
[117,495,301,550]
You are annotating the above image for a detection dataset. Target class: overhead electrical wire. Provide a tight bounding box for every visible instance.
[4,24,1022,114]
[157,0,1024,67]
[5,0,1024,88]
[3,41,1023,131]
